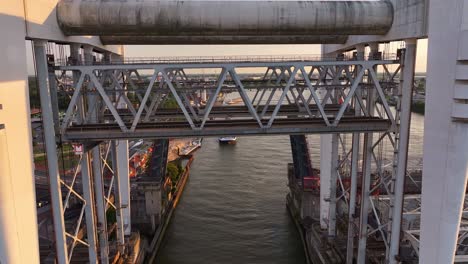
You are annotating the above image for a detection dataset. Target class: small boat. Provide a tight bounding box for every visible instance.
[218,136,237,144]
[178,138,202,156]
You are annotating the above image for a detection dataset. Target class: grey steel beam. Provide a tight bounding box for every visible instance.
[200,68,228,129]
[388,39,417,264]
[111,141,126,254]
[56,59,398,71]
[92,145,109,264]
[129,70,158,131]
[64,119,391,141]
[160,70,196,129]
[80,149,98,262]
[230,68,264,127]
[116,140,131,237]
[333,67,366,126]
[33,40,69,264]
[346,55,363,264]
[267,67,299,127]
[357,132,373,264]
[48,67,60,133]
[69,44,85,124]
[357,53,377,264]
[346,132,361,264]
[100,35,348,45]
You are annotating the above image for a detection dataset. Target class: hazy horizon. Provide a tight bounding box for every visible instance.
[25,39,428,75]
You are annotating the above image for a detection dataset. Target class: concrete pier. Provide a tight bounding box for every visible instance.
[0,2,40,262]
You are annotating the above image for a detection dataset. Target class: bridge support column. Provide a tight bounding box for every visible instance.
[388,39,417,264]
[34,40,69,264]
[106,51,132,238]
[111,140,130,255]
[92,145,110,264]
[0,3,40,261]
[346,67,364,263]
[420,1,468,263]
[48,62,60,133]
[116,140,131,236]
[319,47,341,237]
[81,148,99,262]
[201,89,207,102]
[357,132,373,264]
[320,134,338,236]
[87,45,109,264]
[70,44,99,263]
[83,45,94,64]
[356,47,377,263]
[346,131,361,264]
[356,44,366,60]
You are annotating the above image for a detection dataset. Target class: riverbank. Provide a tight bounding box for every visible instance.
[146,156,194,262]
[155,137,306,264]
[128,138,200,263]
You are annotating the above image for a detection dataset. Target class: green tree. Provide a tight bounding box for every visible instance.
[166,162,180,182]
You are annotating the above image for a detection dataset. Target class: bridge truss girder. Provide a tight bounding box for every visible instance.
[55,59,400,141]
[43,52,406,263]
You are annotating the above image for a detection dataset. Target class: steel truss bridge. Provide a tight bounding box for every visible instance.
[36,46,419,263]
[27,40,468,264]
[5,0,468,264]
[56,55,400,141]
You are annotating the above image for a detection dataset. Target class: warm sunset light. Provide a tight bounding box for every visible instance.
[1,1,465,264]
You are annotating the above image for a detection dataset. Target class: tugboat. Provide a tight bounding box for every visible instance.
[218,136,237,144]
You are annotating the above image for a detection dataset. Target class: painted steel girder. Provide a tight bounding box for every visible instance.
[57,60,400,141]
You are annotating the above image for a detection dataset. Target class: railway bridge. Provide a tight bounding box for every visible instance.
[1,0,467,264]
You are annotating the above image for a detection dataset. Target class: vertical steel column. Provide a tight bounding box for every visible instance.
[81,149,98,262]
[346,64,363,263]
[357,44,374,263]
[33,40,68,263]
[111,141,126,254]
[388,39,417,264]
[70,44,98,262]
[357,132,373,264]
[319,49,340,236]
[355,44,366,61]
[92,145,109,263]
[116,140,131,236]
[83,45,93,65]
[86,46,109,264]
[329,134,338,237]
[319,134,338,234]
[346,132,361,264]
[48,66,60,133]
[70,44,85,123]
[84,45,99,122]
[201,89,207,102]
[108,51,132,239]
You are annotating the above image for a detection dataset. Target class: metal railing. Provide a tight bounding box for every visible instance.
[55,53,398,67]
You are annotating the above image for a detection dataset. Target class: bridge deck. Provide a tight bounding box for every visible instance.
[64,117,390,141]
[106,104,349,119]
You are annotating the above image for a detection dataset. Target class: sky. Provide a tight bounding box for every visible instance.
[124,39,428,72]
[26,39,428,74]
